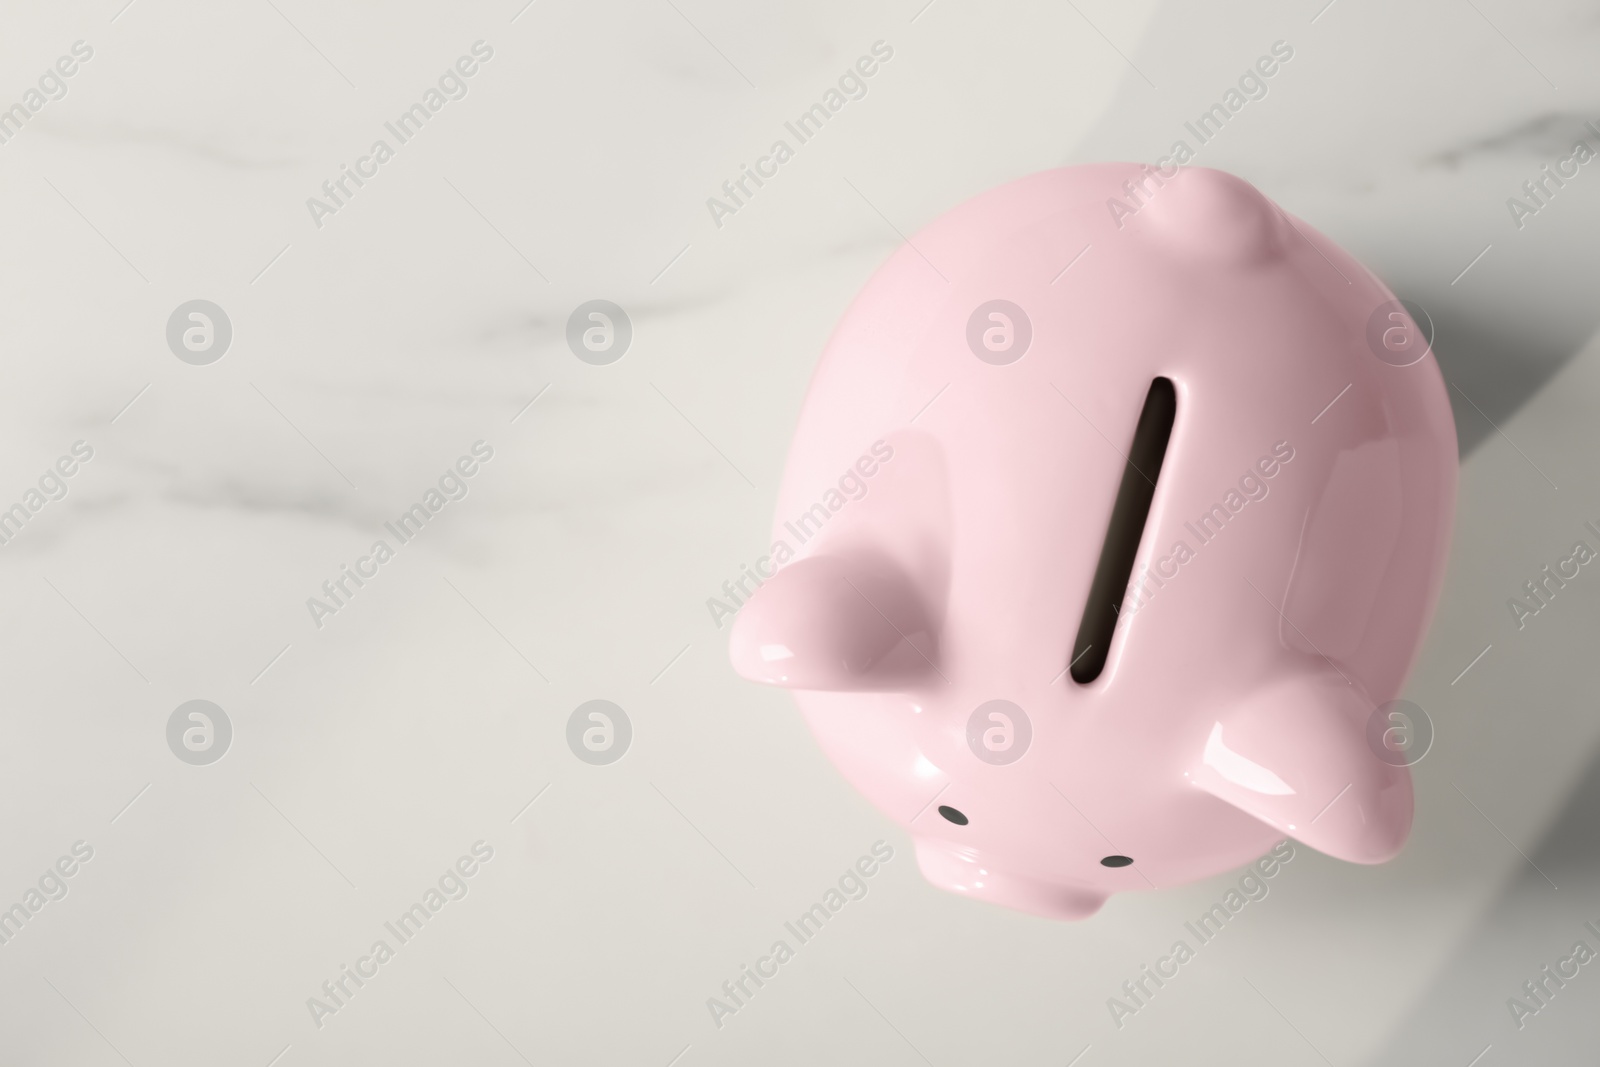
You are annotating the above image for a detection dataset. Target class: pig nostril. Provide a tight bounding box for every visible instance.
[1100,855,1133,867]
[938,805,968,825]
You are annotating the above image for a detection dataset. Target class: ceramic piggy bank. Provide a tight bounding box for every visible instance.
[729,164,1456,919]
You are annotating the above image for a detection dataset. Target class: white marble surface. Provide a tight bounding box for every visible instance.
[2,0,1600,1064]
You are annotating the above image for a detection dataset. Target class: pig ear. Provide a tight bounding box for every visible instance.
[728,554,940,691]
[1189,671,1412,863]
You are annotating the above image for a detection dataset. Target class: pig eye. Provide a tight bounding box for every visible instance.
[938,805,969,825]
[1100,855,1133,867]
[1070,377,1177,684]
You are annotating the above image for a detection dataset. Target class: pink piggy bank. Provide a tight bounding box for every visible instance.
[729,164,1457,919]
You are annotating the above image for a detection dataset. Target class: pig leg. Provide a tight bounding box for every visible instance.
[1189,670,1412,863]
[728,553,940,692]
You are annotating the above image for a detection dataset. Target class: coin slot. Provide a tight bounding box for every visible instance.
[1070,377,1176,684]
